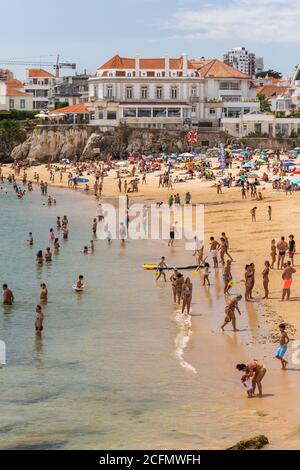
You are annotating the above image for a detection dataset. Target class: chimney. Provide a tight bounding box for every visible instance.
[182,53,188,76]
[135,54,140,77]
[165,55,170,77]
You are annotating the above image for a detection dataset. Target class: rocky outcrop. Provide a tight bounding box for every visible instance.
[11,126,92,162]
[11,125,226,162]
[12,123,299,163]
[227,435,269,450]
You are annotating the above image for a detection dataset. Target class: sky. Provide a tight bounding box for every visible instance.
[1,0,300,79]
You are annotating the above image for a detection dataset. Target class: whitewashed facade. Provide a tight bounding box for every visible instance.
[87,55,259,129]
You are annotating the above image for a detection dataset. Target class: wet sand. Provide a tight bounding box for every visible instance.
[2,162,300,448]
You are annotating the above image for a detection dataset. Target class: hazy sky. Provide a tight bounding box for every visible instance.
[1,0,299,78]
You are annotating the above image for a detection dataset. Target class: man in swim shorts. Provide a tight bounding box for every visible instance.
[275,323,289,369]
[210,236,220,268]
[277,236,288,270]
[281,261,296,301]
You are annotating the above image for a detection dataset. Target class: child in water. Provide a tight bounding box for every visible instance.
[76,275,84,290]
[203,262,211,286]
[241,374,254,397]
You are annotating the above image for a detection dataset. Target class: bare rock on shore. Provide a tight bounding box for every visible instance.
[10,125,225,162]
[227,435,269,450]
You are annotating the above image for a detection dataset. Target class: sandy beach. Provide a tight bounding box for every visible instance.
[2,160,300,448]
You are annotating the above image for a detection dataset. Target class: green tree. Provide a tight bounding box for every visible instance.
[256,69,282,79]
[257,94,271,112]
[0,119,22,157]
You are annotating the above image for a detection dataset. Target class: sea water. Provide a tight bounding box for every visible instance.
[0,183,298,449]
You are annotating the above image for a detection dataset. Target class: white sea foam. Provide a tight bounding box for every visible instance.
[174,311,197,374]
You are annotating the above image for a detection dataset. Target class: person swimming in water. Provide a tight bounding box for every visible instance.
[3,284,14,305]
[35,305,44,336]
[40,283,48,304]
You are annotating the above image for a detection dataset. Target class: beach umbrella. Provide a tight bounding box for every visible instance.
[243,162,254,169]
[248,173,259,178]
[290,178,300,185]
[35,112,48,119]
[293,169,300,174]
[179,152,194,157]
[281,161,295,167]
[69,177,89,183]
[271,176,281,181]
[115,161,129,167]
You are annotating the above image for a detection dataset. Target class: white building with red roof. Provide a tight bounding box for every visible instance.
[87,54,259,129]
[0,78,33,112]
[24,68,55,111]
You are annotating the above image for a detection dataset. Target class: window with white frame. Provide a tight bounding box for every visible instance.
[156,87,163,99]
[108,72,114,77]
[141,86,148,99]
[171,87,178,99]
[126,87,133,99]
[20,99,25,109]
[9,99,14,109]
[191,106,196,114]
[156,72,161,77]
[106,86,113,98]
[209,108,216,115]
[172,71,177,77]
[126,72,132,77]
[191,86,197,97]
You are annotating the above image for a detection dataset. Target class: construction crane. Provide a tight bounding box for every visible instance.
[0,54,76,78]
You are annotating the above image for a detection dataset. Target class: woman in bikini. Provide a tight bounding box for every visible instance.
[221,295,242,331]
[262,260,270,299]
[236,360,267,397]
[181,277,193,315]
[270,239,276,269]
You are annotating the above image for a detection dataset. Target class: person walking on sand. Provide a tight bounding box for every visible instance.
[223,260,232,295]
[202,262,211,286]
[35,305,44,336]
[250,206,257,222]
[277,236,288,270]
[3,284,14,305]
[288,234,296,266]
[275,323,289,369]
[221,295,242,332]
[181,277,193,315]
[221,232,233,262]
[210,236,220,268]
[270,239,276,269]
[168,223,175,247]
[268,205,272,221]
[262,261,270,299]
[236,361,266,397]
[281,261,296,301]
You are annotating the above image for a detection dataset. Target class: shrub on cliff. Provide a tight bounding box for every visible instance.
[0,119,25,161]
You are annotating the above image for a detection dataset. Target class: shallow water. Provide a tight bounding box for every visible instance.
[0,183,299,449]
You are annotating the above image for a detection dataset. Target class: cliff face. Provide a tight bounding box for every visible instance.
[11,126,92,162]
[11,125,222,162]
[10,124,300,162]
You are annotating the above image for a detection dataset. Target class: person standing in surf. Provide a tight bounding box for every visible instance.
[156,257,167,282]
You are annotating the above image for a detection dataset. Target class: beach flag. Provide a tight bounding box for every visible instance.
[0,340,6,366]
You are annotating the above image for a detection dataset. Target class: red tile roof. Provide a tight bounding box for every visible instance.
[49,103,88,114]
[192,59,251,79]
[4,78,31,97]
[98,55,196,71]
[27,68,55,78]
[256,85,289,98]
